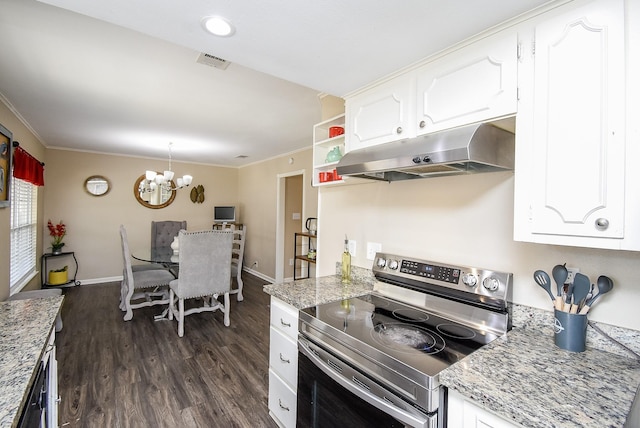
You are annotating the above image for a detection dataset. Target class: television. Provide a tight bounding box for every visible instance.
[214,206,236,224]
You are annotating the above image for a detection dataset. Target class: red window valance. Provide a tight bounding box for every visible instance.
[13,145,45,186]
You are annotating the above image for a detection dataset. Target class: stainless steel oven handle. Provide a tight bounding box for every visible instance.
[299,339,433,428]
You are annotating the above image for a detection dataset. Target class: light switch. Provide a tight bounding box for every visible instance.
[292,212,301,220]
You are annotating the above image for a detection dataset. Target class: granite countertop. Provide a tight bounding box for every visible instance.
[0,296,64,428]
[263,266,374,309]
[263,271,640,426]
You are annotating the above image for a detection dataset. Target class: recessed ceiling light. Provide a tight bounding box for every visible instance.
[202,16,235,37]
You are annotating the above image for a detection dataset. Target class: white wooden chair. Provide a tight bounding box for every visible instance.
[229,224,246,301]
[119,225,174,321]
[168,229,233,337]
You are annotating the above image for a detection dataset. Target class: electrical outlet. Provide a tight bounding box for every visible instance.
[348,240,357,257]
[252,261,258,269]
[289,258,294,266]
[366,242,382,260]
[566,267,579,284]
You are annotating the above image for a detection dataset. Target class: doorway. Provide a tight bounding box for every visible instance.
[275,170,307,283]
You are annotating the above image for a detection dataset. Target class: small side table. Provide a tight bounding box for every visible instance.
[41,252,80,287]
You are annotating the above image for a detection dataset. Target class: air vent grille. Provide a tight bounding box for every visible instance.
[196,53,231,70]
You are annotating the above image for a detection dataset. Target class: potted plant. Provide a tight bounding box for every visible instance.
[48,265,68,285]
[47,220,66,254]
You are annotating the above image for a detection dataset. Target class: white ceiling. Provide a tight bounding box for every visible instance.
[0,0,551,167]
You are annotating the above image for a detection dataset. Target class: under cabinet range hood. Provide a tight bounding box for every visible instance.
[335,123,515,182]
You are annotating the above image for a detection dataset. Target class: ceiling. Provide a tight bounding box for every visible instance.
[0,0,551,167]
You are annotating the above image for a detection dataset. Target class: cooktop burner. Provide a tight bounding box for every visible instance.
[371,323,446,355]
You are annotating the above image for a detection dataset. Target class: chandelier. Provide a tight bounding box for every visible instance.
[139,143,193,194]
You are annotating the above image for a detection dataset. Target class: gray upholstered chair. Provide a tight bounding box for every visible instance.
[131,220,186,272]
[168,229,233,337]
[151,220,187,247]
[119,225,175,321]
[230,224,246,302]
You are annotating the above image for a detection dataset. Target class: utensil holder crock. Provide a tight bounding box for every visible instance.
[554,309,587,352]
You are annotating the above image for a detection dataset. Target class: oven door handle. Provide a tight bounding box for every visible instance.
[299,339,433,428]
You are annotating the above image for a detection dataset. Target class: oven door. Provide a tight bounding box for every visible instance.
[297,337,437,428]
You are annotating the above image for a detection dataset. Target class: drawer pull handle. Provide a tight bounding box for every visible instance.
[279,353,290,364]
[280,318,291,327]
[279,399,290,411]
[396,126,403,134]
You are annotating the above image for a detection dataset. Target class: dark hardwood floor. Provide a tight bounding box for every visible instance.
[56,273,279,427]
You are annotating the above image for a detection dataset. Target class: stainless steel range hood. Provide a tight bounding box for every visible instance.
[335,122,515,182]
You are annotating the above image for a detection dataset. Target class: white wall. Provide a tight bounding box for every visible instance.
[316,172,640,331]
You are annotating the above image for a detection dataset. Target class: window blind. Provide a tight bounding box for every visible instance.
[10,177,38,290]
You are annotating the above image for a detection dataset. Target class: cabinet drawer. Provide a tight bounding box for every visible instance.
[268,369,297,428]
[270,297,298,340]
[269,326,298,388]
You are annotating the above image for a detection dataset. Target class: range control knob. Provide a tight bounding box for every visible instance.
[388,259,399,270]
[376,258,387,268]
[412,156,422,164]
[483,277,500,291]
[423,156,431,163]
[461,273,477,287]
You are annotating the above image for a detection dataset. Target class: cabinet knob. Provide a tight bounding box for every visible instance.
[595,218,609,230]
[396,126,403,134]
[419,120,426,128]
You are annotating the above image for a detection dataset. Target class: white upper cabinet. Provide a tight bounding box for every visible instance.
[345,75,416,151]
[513,0,632,249]
[415,32,518,135]
[345,31,518,153]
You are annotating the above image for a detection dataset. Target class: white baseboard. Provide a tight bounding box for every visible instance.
[78,276,122,285]
[242,267,274,284]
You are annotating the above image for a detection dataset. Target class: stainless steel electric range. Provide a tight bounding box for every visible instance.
[297,252,512,428]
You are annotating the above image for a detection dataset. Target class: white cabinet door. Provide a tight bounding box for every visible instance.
[448,389,520,428]
[269,326,298,388]
[268,369,297,428]
[514,0,627,247]
[346,74,415,151]
[416,32,518,135]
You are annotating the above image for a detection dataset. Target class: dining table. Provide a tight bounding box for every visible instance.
[132,246,179,276]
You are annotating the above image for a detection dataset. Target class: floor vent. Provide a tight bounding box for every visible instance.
[196,53,231,70]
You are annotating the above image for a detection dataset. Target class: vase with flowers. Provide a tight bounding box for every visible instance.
[48,220,66,254]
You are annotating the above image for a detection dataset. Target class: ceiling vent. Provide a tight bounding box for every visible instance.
[196,53,231,70]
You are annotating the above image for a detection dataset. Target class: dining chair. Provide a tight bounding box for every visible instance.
[168,229,233,337]
[132,220,187,272]
[230,224,246,302]
[119,225,175,321]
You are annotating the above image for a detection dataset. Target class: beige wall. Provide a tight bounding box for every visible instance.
[43,149,238,282]
[316,173,640,331]
[238,148,318,280]
[0,101,47,298]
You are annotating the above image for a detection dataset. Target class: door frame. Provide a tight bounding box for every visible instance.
[275,169,307,284]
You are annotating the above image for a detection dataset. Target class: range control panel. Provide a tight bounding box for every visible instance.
[400,260,460,284]
[373,252,513,303]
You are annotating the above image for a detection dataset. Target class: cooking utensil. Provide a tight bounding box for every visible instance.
[563,282,574,312]
[533,270,555,303]
[579,275,613,314]
[552,264,568,311]
[570,273,590,314]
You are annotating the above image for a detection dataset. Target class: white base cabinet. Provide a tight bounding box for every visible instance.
[448,389,520,428]
[513,0,639,250]
[268,297,299,428]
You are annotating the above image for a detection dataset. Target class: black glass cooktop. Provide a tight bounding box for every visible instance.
[301,294,500,377]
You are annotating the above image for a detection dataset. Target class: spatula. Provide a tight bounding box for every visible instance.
[570,273,590,314]
[579,275,614,314]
